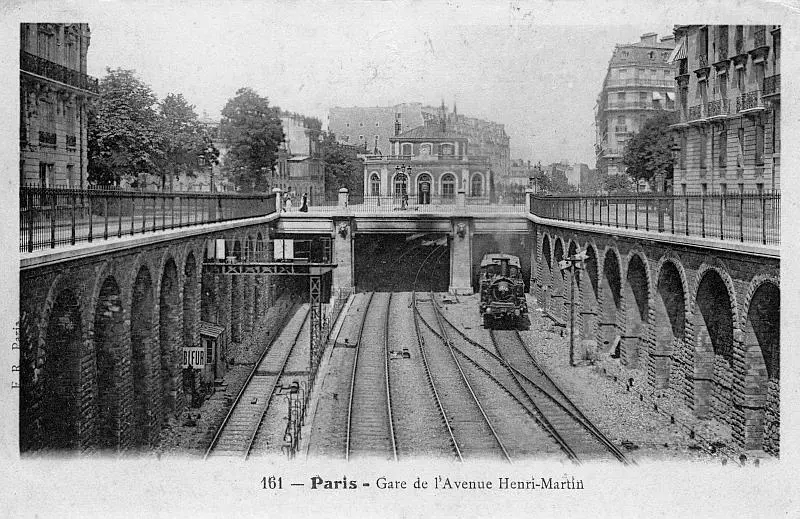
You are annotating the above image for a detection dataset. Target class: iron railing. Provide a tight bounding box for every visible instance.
[736,90,763,112]
[20,185,277,253]
[688,104,706,121]
[530,192,780,246]
[311,192,527,213]
[20,50,100,94]
[707,98,730,118]
[605,78,674,88]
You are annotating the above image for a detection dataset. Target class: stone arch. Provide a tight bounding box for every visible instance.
[741,277,780,454]
[38,288,83,450]
[201,239,217,323]
[230,239,243,342]
[621,251,650,367]
[159,257,181,417]
[598,247,622,354]
[92,275,127,451]
[131,264,156,447]
[692,266,738,420]
[254,232,265,318]
[652,258,687,389]
[551,237,566,323]
[183,251,199,351]
[539,233,553,315]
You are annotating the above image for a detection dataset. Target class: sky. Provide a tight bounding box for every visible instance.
[4,1,792,166]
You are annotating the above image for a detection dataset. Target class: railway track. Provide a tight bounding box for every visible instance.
[204,306,310,459]
[345,292,397,460]
[408,246,511,462]
[425,292,630,464]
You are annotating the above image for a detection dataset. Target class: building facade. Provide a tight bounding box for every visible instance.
[595,33,676,177]
[331,102,510,179]
[670,25,780,194]
[362,113,491,202]
[275,114,324,203]
[20,23,98,188]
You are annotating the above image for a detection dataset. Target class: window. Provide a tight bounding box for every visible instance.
[736,68,745,91]
[393,173,407,196]
[721,183,727,195]
[617,115,625,125]
[67,165,75,188]
[649,68,657,77]
[701,183,708,195]
[663,69,670,78]
[420,143,431,155]
[401,143,412,155]
[344,135,349,142]
[680,133,687,169]
[699,80,708,105]
[617,92,626,102]
[681,183,687,195]
[639,92,647,104]
[440,143,454,155]
[471,174,483,197]
[370,173,380,196]
[754,62,765,90]
[718,73,727,98]
[618,69,627,79]
[359,135,364,141]
[737,127,745,168]
[441,174,456,198]
[699,130,707,169]
[718,128,727,167]
[738,183,744,193]
[755,123,765,165]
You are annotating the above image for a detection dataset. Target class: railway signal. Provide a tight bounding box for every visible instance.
[560,248,587,367]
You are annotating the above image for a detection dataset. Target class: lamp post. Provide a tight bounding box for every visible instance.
[395,163,411,208]
[559,248,587,367]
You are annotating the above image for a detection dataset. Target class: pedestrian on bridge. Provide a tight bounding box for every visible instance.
[300,193,308,212]
[284,191,293,212]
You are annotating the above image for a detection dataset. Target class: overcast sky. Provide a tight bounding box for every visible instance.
[6,1,793,166]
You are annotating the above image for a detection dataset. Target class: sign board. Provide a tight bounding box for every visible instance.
[274,239,294,260]
[183,347,206,368]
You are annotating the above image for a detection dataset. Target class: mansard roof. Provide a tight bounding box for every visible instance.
[390,124,467,142]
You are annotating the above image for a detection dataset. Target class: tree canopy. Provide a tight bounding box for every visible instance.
[321,132,363,199]
[219,87,284,192]
[158,93,218,190]
[602,173,635,194]
[621,112,676,189]
[88,68,164,187]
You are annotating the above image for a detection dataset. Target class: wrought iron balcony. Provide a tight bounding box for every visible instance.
[687,104,706,121]
[706,98,730,118]
[20,50,99,94]
[736,90,764,112]
[763,74,780,96]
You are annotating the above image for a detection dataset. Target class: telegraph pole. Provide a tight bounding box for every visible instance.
[559,248,587,367]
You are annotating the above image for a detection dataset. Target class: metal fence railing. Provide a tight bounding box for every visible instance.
[20,185,278,253]
[309,192,527,214]
[530,192,780,246]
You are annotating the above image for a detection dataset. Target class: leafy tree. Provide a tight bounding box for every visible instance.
[621,112,676,189]
[88,68,164,187]
[158,93,216,191]
[219,87,284,192]
[603,173,635,194]
[321,132,363,199]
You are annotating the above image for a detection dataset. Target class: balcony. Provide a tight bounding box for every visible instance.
[687,104,706,122]
[763,74,780,97]
[607,101,661,111]
[605,78,675,88]
[615,125,628,134]
[20,51,99,94]
[706,98,730,119]
[736,90,764,113]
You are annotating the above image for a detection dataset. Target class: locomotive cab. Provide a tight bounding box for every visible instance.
[479,253,528,328]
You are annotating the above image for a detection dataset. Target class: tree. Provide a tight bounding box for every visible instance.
[603,173,635,194]
[219,88,284,192]
[88,68,164,187]
[321,132,363,199]
[621,112,676,189]
[158,93,214,191]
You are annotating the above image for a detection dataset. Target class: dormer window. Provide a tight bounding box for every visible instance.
[441,143,454,155]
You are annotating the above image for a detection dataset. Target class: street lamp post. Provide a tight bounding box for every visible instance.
[559,248,587,367]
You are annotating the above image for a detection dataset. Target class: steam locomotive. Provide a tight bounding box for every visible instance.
[479,253,528,327]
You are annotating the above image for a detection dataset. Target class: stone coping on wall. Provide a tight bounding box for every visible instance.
[528,214,780,260]
[20,214,280,271]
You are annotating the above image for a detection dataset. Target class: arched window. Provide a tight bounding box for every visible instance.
[417,173,432,204]
[441,173,456,198]
[471,174,483,197]
[394,173,408,196]
[401,143,412,155]
[370,173,381,196]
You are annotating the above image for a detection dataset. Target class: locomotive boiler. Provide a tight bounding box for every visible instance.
[479,253,528,327]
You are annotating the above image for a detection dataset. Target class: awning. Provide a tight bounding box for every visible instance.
[668,37,687,62]
[666,92,674,101]
[652,91,663,100]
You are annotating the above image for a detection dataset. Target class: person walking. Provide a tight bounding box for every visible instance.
[300,192,308,212]
[284,190,293,212]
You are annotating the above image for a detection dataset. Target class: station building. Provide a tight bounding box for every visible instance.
[362,107,492,203]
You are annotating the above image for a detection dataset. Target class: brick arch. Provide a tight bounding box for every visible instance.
[577,242,600,357]
[620,250,651,368]
[158,257,182,418]
[242,235,256,333]
[740,275,780,454]
[92,273,128,451]
[539,233,554,315]
[691,263,739,420]
[130,264,157,447]
[230,239,243,342]
[652,256,689,390]
[551,236,567,323]
[598,246,623,353]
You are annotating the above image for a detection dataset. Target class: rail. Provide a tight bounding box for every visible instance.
[20,185,278,252]
[530,192,780,246]
[314,193,527,213]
